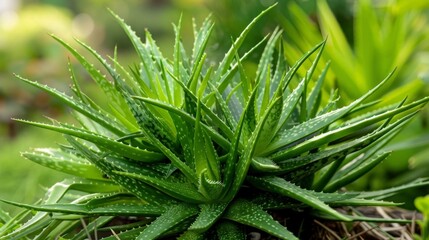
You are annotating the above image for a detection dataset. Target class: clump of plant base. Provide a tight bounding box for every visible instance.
[1,6,429,240]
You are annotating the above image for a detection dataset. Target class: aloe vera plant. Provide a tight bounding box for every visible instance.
[2,6,429,239]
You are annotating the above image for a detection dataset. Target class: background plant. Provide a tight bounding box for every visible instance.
[1,5,429,240]
[414,195,429,240]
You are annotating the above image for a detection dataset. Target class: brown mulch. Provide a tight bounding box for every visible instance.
[246,206,423,240]
[305,207,422,240]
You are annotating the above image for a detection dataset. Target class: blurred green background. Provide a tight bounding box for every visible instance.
[2,0,429,214]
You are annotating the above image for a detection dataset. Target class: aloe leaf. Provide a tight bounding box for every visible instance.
[265,70,396,156]
[100,226,147,240]
[113,171,205,203]
[279,41,325,93]
[0,208,31,237]
[123,88,177,148]
[216,34,270,94]
[271,41,286,95]
[102,155,165,179]
[72,38,139,130]
[300,39,326,122]
[189,203,228,232]
[172,114,195,168]
[223,199,297,240]
[216,221,246,240]
[194,100,220,182]
[311,154,345,192]
[324,152,391,192]
[0,196,165,217]
[137,124,198,184]
[329,198,398,207]
[15,119,163,162]
[33,219,79,240]
[173,76,233,138]
[256,28,282,114]
[53,36,131,121]
[177,231,205,240]
[133,96,231,150]
[15,75,126,136]
[137,204,199,240]
[270,94,428,160]
[313,210,413,224]
[247,176,350,221]
[242,86,257,140]
[0,179,119,239]
[191,16,213,68]
[307,61,330,118]
[356,178,429,200]
[211,86,237,134]
[197,170,224,201]
[254,95,283,154]
[225,96,282,201]
[172,14,187,88]
[275,112,415,182]
[275,118,396,173]
[67,137,175,205]
[275,76,306,133]
[109,10,158,90]
[250,157,280,172]
[215,4,277,81]
[188,53,207,94]
[221,103,246,199]
[331,112,416,183]
[22,148,104,180]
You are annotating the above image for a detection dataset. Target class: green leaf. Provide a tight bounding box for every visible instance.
[15,119,163,162]
[255,29,282,115]
[215,3,277,81]
[177,230,205,240]
[191,17,213,74]
[0,208,31,237]
[15,75,126,136]
[22,148,104,180]
[113,171,205,203]
[324,152,390,192]
[137,204,199,240]
[197,171,224,201]
[67,137,175,206]
[133,96,231,151]
[194,100,220,182]
[247,176,350,221]
[307,61,330,118]
[72,38,139,131]
[250,157,280,172]
[224,199,297,240]
[357,178,429,200]
[0,179,119,239]
[224,96,282,201]
[1,194,165,217]
[264,70,396,156]
[270,90,428,161]
[189,203,228,232]
[254,96,283,154]
[216,221,246,240]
